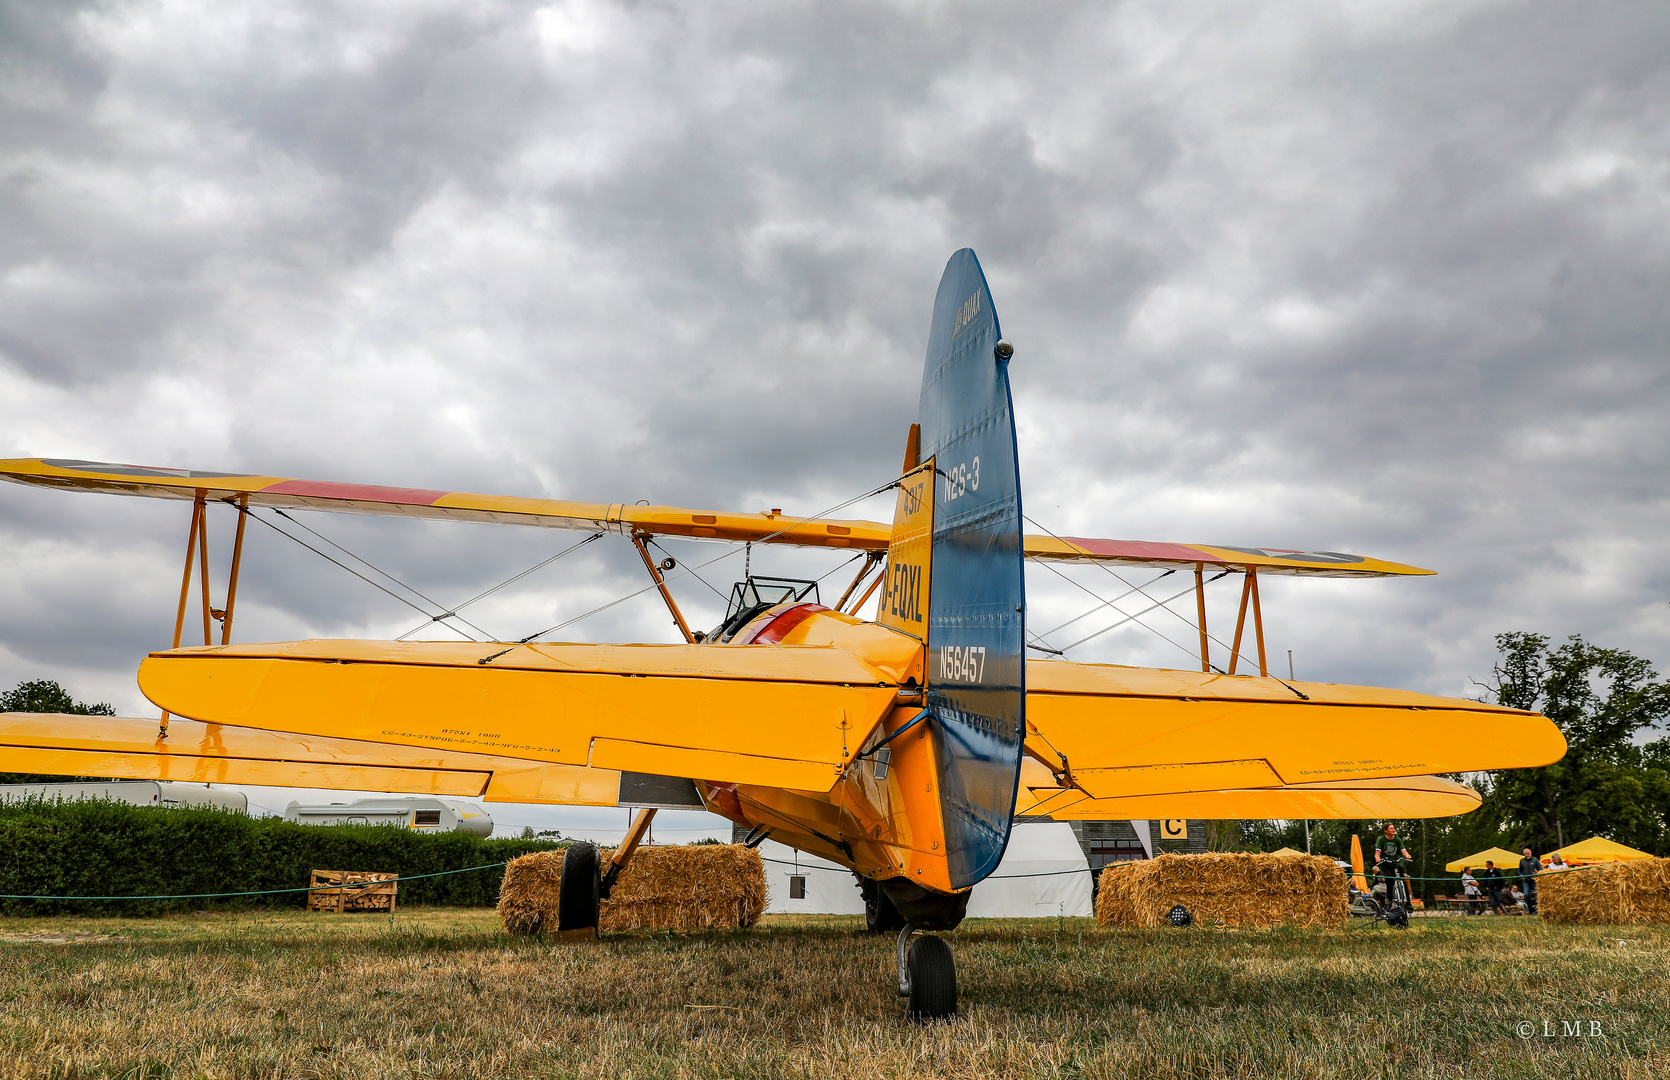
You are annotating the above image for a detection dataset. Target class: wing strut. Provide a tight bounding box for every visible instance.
[836,551,885,612]
[1194,566,1210,673]
[221,494,250,645]
[631,530,695,643]
[1227,567,1268,676]
[846,557,887,615]
[164,491,249,736]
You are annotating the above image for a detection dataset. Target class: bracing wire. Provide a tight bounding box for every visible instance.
[229,504,478,641]
[1032,567,1173,640]
[816,550,870,583]
[1023,513,1252,668]
[1022,541,1211,661]
[1056,574,1224,657]
[507,476,905,644]
[267,507,495,640]
[645,537,729,602]
[395,532,604,641]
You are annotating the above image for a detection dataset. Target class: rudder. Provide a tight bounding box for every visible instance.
[914,249,1026,890]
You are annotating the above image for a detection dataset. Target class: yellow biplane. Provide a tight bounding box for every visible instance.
[0,250,1562,1020]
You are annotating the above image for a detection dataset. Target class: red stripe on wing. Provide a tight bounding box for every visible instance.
[259,480,451,505]
[1055,538,1226,564]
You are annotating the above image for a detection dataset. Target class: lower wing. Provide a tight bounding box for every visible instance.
[1016,773,1481,820]
[0,712,666,807]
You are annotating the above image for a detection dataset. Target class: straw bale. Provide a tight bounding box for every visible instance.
[498,844,766,934]
[1539,858,1670,925]
[1095,853,1347,929]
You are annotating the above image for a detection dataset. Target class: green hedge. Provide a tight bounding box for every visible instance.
[0,798,561,916]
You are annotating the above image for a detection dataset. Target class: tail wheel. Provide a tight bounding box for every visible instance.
[861,878,907,934]
[557,842,602,932]
[906,935,957,1022]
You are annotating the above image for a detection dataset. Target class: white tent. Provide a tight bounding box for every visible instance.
[965,822,1094,918]
[759,840,866,914]
[760,822,1094,917]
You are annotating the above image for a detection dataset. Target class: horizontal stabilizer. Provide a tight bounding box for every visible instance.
[138,639,901,793]
[1026,660,1565,791]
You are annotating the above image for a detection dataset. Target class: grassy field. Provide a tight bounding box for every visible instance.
[0,909,1664,1079]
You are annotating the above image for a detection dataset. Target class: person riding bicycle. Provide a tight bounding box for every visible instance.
[1373,823,1413,913]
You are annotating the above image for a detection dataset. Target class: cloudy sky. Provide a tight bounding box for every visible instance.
[3,1,1667,840]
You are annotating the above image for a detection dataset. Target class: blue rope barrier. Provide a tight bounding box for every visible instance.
[0,861,508,902]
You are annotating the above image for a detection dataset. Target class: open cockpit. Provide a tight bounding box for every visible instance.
[706,575,824,643]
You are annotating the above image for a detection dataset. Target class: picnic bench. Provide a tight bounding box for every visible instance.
[1431,893,1523,914]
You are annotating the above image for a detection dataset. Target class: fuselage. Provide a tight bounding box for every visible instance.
[703,601,968,895]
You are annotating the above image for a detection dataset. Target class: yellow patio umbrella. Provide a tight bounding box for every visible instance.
[1444,847,1524,873]
[1543,836,1655,866]
[1268,847,1308,857]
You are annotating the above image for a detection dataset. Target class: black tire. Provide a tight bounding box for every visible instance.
[1386,906,1409,930]
[860,877,907,933]
[557,842,602,931]
[906,935,957,1022]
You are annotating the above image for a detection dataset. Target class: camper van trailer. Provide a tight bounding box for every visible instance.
[0,780,248,812]
[283,797,493,836]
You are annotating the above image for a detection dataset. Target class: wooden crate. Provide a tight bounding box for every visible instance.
[307,869,398,913]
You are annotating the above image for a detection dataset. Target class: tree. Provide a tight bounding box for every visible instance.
[1483,633,1670,855]
[0,680,115,716]
[0,679,117,785]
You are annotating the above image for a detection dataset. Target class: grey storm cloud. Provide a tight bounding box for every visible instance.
[3,0,1669,835]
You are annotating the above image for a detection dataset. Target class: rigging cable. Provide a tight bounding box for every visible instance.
[1032,568,1173,641]
[395,532,604,641]
[1023,513,1251,669]
[645,536,729,602]
[1053,570,1230,659]
[266,507,495,640]
[506,475,906,645]
[228,504,478,641]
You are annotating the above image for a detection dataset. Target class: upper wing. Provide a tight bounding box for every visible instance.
[0,458,1429,575]
[1025,659,1565,795]
[0,458,888,551]
[136,637,914,793]
[1020,536,1432,577]
[1015,774,1482,820]
[0,712,629,806]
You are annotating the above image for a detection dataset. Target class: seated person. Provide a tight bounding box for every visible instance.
[1460,869,1482,915]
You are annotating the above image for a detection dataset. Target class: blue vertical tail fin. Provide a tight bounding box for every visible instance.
[914,249,1025,890]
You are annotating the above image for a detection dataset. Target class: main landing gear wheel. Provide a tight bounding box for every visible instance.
[897,926,957,1022]
[860,877,907,933]
[557,842,602,932]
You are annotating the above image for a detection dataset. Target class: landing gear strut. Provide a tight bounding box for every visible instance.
[896,925,957,1022]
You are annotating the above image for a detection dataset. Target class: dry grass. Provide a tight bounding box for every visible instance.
[499,845,765,934]
[1541,858,1670,925]
[0,908,1663,1078]
[1097,853,1347,929]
